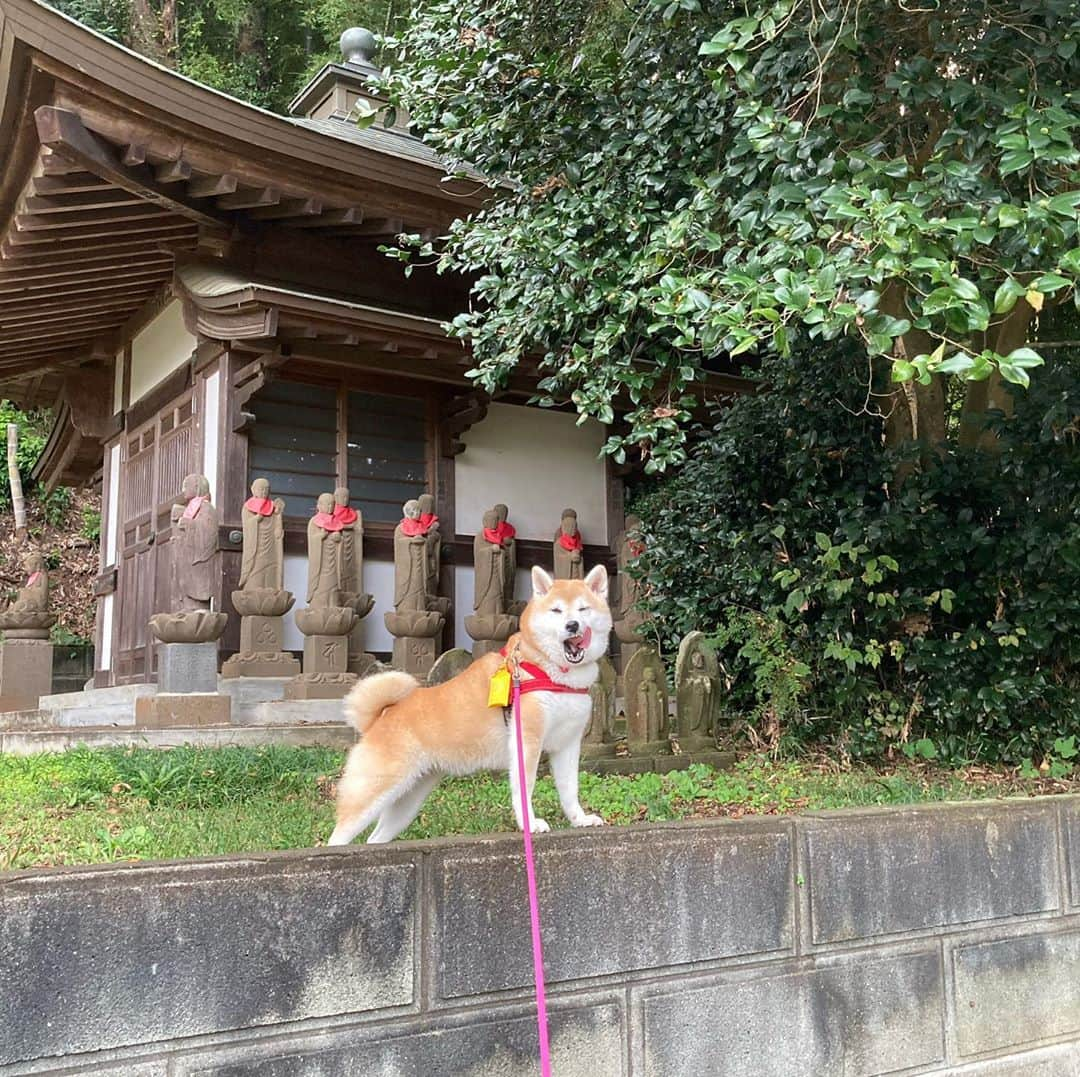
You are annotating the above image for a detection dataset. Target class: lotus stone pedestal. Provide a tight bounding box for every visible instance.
[284,606,358,700]
[222,588,300,679]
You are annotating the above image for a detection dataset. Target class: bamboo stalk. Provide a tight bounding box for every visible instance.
[7,422,26,540]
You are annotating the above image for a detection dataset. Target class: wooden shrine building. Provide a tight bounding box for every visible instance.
[0,0,747,685]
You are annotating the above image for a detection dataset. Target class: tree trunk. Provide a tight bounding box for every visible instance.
[7,423,26,541]
[958,299,1036,452]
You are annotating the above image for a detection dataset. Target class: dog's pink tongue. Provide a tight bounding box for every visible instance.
[570,626,592,649]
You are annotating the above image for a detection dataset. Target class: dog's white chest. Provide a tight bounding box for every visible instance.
[536,691,592,750]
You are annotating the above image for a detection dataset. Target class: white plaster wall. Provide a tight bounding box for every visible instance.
[98,594,114,671]
[281,554,395,653]
[129,303,195,405]
[455,403,608,544]
[202,369,221,505]
[112,351,124,414]
[453,564,534,650]
[104,444,121,567]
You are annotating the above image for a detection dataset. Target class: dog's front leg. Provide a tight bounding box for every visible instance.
[549,736,604,828]
[508,717,548,833]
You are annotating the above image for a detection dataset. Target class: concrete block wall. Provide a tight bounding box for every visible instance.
[3,798,1080,1075]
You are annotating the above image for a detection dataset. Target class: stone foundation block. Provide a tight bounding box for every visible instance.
[953,929,1080,1058]
[179,1000,624,1076]
[221,651,300,679]
[283,673,357,700]
[239,614,283,654]
[157,642,219,694]
[802,802,1060,945]
[0,853,418,1066]
[135,693,231,728]
[0,639,53,712]
[433,824,793,999]
[392,636,437,679]
[303,634,348,674]
[639,949,944,1075]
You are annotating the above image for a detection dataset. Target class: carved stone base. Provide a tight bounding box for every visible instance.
[135,692,231,728]
[348,652,381,678]
[239,614,285,654]
[302,634,349,675]
[472,639,506,661]
[158,642,218,694]
[0,640,52,711]
[393,636,438,679]
[149,610,227,644]
[221,651,301,678]
[0,611,56,640]
[283,672,358,700]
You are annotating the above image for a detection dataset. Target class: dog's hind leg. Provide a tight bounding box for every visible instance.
[367,771,442,844]
[327,755,411,846]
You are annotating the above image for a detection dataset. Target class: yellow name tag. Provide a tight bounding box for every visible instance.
[488,666,511,707]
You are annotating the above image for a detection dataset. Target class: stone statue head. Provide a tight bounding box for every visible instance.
[418,493,435,515]
[181,473,200,499]
[317,492,335,513]
[482,508,499,530]
[22,551,44,574]
[494,503,508,524]
[625,514,642,533]
[251,477,270,499]
[403,499,421,520]
[691,650,705,669]
[643,666,656,682]
[560,508,578,536]
[334,487,350,507]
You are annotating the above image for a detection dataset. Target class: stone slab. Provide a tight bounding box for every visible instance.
[158,642,219,694]
[0,853,418,1067]
[221,652,300,678]
[135,693,231,729]
[946,1041,1080,1075]
[38,682,156,711]
[179,1001,624,1077]
[0,640,52,711]
[215,677,290,705]
[802,802,1060,945]
[953,928,1080,1057]
[1061,798,1080,908]
[434,823,793,999]
[639,949,944,1076]
[283,673,357,700]
[0,722,355,755]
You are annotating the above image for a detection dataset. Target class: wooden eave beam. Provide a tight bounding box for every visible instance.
[4,221,197,249]
[0,260,172,291]
[12,204,176,231]
[248,197,323,221]
[34,107,232,231]
[0,233,196,266]
[30,172,115,196]
[22,189,146,213]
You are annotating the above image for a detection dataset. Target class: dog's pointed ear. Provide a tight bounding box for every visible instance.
[584,564,608,599]
[531,565,555,597]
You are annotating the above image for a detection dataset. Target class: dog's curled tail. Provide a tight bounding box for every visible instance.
[343,671,419,734]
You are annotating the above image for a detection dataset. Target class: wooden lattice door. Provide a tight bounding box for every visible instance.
[114,394,194,683]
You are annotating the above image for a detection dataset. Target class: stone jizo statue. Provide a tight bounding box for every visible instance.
[170,473,218,613]
[239,477,286,593]
[466,505,519,657]
[623,646,669,749]
[8,551,48,613]
[676,631,721,744]
[307,492,344,608]
[553,507,584,580]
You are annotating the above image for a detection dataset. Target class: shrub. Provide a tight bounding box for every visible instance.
[632,341,1080,765]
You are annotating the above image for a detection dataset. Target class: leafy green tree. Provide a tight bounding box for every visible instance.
[384,0,1080,469]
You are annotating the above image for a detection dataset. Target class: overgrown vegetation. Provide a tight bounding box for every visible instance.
[383,0,1080,469]
[632,329,1080,767]
[0,745,1070,870]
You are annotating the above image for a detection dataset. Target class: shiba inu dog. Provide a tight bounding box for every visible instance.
[328,564,612,845]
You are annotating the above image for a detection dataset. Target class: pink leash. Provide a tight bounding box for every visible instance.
[512,674,553,1077]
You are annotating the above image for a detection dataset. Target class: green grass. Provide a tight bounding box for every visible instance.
[0,745,1071,871]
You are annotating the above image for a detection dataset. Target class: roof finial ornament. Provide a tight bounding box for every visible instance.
[340,27,377,67]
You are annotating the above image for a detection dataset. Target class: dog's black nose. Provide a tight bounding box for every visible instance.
[566,620,580,635]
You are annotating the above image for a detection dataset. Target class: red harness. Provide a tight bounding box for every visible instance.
[499,648,590,696]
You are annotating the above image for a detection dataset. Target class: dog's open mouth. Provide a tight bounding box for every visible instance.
[563,626,592,665]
